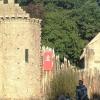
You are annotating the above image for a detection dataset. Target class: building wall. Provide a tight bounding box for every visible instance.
[0,18,41,99]
[85,39,100,71]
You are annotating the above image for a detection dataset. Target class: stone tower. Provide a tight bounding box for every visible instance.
[0,0,41,99]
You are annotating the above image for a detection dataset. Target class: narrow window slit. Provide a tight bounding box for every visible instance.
[25,49,29,63]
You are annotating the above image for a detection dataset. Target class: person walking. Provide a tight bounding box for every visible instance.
[76,80,89,100]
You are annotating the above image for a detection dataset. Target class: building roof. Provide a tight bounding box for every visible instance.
[87,32,100,46]
[0,4,29,18]
[80,32,100,59]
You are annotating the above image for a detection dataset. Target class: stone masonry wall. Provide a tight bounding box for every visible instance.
[0,18,41,99]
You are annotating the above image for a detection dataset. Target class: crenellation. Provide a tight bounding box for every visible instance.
[31,18,42,24]
[0,3,30,18]
[0,17,42,24]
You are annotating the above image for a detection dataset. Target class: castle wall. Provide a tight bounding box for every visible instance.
[0,18,41,99]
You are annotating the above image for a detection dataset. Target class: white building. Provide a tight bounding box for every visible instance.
[80,32,100,71]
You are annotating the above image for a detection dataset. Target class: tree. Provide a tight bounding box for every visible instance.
[20,0,100,66]
[42,0,100,65]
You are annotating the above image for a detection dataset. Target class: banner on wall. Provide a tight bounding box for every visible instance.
[43,51,54,71]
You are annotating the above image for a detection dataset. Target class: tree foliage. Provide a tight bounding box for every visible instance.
[20,0,100,66]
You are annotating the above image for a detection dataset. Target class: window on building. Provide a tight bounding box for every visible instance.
[4,0,8,4]
[25,49,29,63]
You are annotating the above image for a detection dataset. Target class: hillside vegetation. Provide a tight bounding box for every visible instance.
[20,0,100,66]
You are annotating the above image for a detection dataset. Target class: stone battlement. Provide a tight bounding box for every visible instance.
[0,3,29,18]
[0,17,42,24]
[0,3,42,24]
